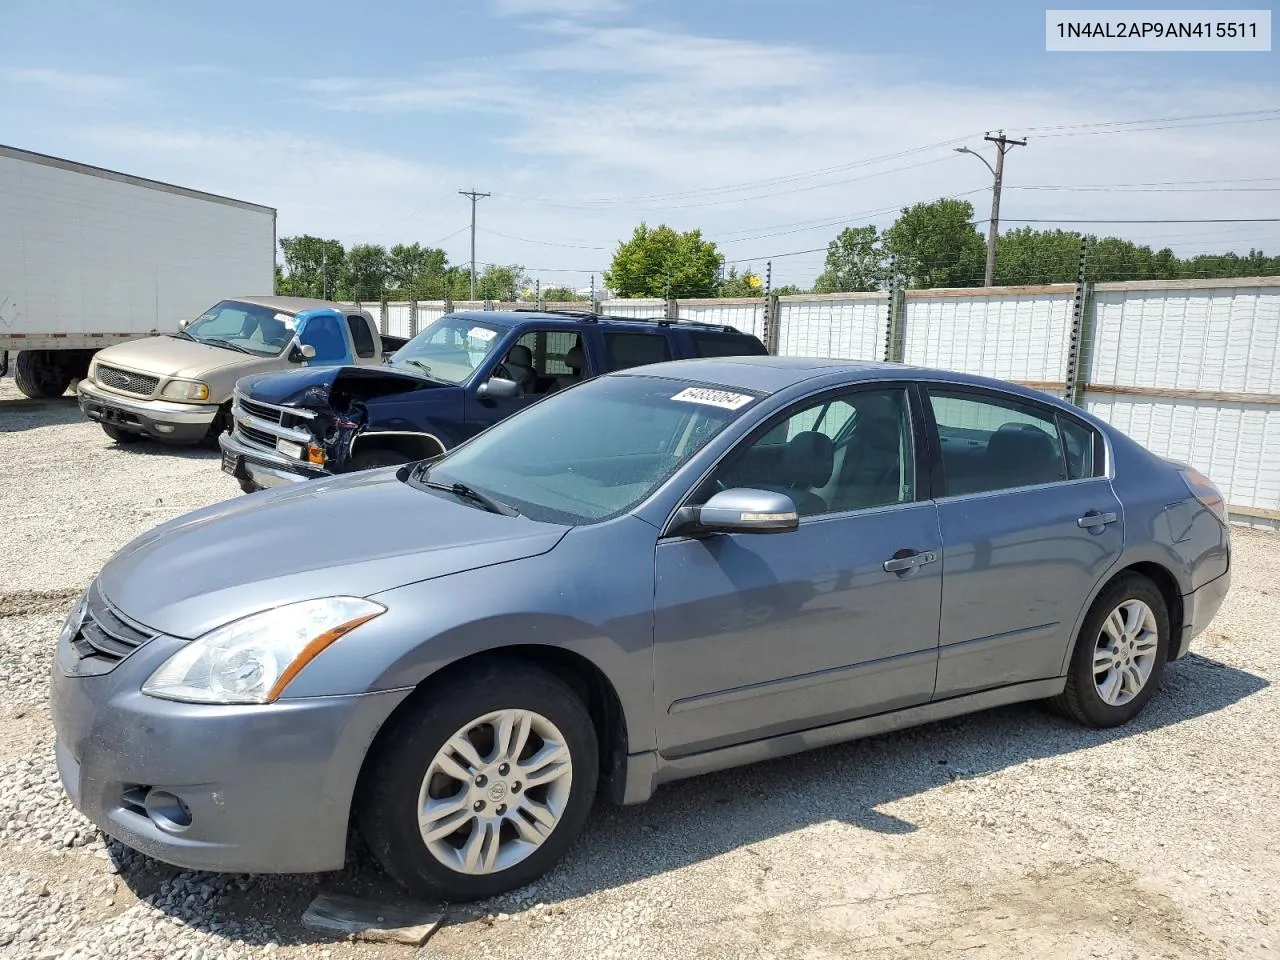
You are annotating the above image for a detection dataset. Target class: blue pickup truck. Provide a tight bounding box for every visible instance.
[218,308,769,492]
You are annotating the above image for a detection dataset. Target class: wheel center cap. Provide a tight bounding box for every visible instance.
[487,782,508,803]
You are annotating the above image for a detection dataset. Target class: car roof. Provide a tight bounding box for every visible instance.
[448,310,753,336]
[614,355,1074,406]
[228,296,358,315]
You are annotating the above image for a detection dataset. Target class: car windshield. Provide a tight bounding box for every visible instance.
[388,316,504,385]
[410,375,761,524]
[183,301,297,357]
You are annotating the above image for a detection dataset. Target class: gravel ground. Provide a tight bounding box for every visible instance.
[1,376,1279,960]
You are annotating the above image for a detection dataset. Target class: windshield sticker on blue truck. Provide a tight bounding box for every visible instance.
[670,387,754,410]
[468,326,497,342]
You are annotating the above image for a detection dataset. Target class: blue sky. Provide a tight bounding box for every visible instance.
[2,0,1277,289]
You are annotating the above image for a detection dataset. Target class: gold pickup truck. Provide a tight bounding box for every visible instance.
[76,296,405,445]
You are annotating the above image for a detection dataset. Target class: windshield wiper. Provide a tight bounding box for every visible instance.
[200,337,254,355]
[400,358,435,377]
[170,330,196,342]
[416,476,519,516]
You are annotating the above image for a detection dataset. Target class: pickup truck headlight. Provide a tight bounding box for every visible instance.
[160,379,210,401]
[141,597,385,704]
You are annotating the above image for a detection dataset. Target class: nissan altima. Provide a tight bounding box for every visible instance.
[50,356,1231,900]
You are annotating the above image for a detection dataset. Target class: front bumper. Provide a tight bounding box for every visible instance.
[218,428,330,491]
[78,381,219,444]
[50,624,412,874]
[1174,566,1232,660]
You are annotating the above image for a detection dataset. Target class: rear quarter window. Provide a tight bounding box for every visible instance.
[347,315,376,358]
[603,332,672,372]
[690,332,768,357]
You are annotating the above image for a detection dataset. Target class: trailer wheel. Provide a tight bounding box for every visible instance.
[13,351,72,399]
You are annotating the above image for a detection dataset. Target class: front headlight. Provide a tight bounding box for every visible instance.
[141,597,385,704]
[160,379,210,401]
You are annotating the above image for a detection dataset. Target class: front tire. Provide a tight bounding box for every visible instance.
[14,351,71,399]
[357,661,599,902]
[1052,573,1170,728]
[101,423,141,444]
[348,449,412,471]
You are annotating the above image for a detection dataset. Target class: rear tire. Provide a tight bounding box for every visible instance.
[14,351,71,399]
[101,423,141,444]
[357,661,599,902]
[1051,573,1170,728]
[348,449,412,471]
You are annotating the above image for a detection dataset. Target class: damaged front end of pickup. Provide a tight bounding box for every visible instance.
[219,365,457,493]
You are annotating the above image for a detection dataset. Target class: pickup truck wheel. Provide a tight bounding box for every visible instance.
[357,662,599,902]
[101,423,141,444]
[14,351,71,399]
[349,449,412,471]
[201,403,231,449]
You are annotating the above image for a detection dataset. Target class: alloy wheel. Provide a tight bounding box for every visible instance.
[1092,598,1159,706]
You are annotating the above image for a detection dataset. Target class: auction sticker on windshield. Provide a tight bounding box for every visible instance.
[671,387,754,410]
[468,327,497,342]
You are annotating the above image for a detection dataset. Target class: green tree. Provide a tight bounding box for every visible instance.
[813,226,887,292]
[452,264,528,301]
[541,286,588,302]
[605,223,723,298]
[278,236,346,299]
[345,244,391,301]
[386,243,450,298]
[773,284,805,296]
[992,228,1082,285]
[883,199,987,288]
[718,266,764,297]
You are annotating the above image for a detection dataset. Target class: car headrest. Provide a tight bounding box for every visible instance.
[859,415,901,453]
[508,344,533,367]
[781,431,835,489]
[564,344,584,371]
[985,422,1063,481]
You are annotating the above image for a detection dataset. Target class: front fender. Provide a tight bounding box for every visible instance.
[276,517,660,755]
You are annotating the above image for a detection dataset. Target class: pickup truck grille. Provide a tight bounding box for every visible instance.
[69,582,156,665]
[96,365,158,398]
[231,390,316,455]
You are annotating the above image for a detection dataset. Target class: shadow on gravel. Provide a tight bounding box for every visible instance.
[108,440,221,462]
[101,650,1267,948]
[0,394,84,431]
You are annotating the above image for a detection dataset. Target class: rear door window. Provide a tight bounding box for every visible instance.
[690,332,768,357]
[603,332,672,372]
[347,315,376,358]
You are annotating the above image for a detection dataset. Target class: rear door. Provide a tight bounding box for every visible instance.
[922,384,1123,698]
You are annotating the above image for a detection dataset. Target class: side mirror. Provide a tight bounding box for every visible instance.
[671,488,799,537]
[288,342,318,363]
[477,376,520,400]
[178,318,191,331]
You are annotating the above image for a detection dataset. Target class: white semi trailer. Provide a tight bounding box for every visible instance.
[0,144,276,398]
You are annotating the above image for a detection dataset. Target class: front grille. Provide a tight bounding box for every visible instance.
[96,365,158,397]
[239,396,283,425]
[69,582,156,664]
[238,422,280,450]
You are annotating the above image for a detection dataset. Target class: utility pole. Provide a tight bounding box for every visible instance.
[955,131,1026,286]
[458,189,490,299]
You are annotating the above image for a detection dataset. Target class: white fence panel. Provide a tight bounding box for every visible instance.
[414,302,447,333]
[903,285,1074,385]
[1085,393,1280,517]
[677,299,766,339]
[775,293,887,360]
[600,298,665,319]
[1090,280,1280,393]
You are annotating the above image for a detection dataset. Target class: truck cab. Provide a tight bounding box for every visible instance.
[219,309,769,492]
[75,297,406,446]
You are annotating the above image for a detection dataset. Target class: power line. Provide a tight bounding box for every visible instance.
[1001,217,1280,224]
[478,227,610,250]
[1012,107,1280,135]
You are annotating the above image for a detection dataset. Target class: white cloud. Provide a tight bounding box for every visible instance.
[2,67,134,101]
[493,0,625,16]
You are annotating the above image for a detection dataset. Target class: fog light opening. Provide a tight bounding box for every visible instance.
[143,789,193,831]
[155,424,176,434]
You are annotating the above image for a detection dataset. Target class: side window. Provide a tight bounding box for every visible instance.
[1058,414,1099,480]
[711,388,915,517]
[690,332,768,358]
[347,315,376,358]
[298,314,349,364]
[928,389,1068,495]
[500,330,580,395]
[603,332,672,372]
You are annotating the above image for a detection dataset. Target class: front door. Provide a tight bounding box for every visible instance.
[464,328,582,438]
[922,386,1124,697]
[296,312,354,366]
[653,385,943,758]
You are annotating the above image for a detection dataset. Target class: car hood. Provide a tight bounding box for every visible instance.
[96,335,272,382]
[98,468,569,638]
[239,364,444,412]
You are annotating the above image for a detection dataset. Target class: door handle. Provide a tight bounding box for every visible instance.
[883,550,937,573]
[1077,511,1118,529]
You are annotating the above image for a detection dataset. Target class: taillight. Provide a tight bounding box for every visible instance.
[1180,467,1228,525]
